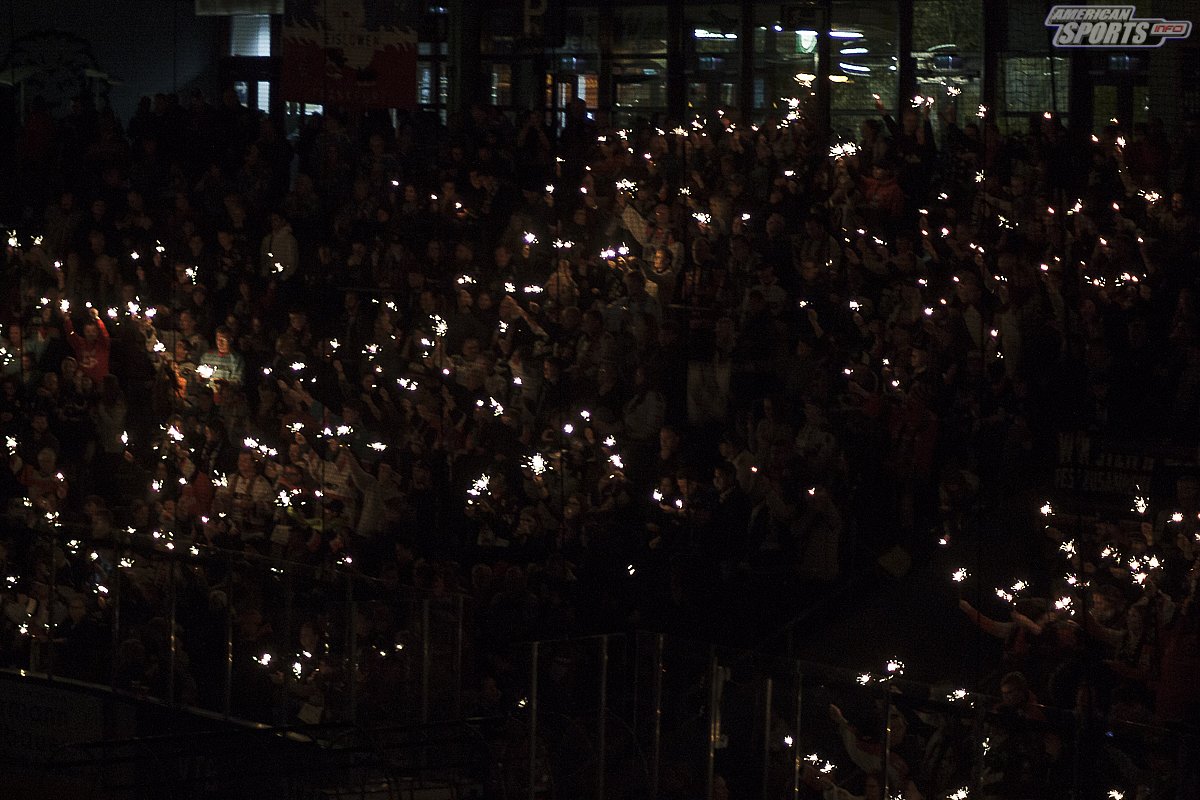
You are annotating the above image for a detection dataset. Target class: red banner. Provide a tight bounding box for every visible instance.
[281,0,417,109]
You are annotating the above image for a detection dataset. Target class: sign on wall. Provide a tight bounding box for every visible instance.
[281,0,418,109]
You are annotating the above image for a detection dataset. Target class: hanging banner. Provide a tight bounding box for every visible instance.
[1052,429,1199,516]
[281,0,418,108]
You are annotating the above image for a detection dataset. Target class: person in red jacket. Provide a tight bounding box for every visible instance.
[860,161,906,220]
[61,305,111,384]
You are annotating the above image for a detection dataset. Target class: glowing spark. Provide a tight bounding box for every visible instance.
[523,232,538,245]
[467,474,491,502]
[952,567,969,583]
[1040,502,1053,516]
[524,454,548,475]
[254,653,272,667]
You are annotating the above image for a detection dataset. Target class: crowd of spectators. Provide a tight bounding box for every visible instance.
[1,85,1200,798]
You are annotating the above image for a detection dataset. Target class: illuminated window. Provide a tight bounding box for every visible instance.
[492,64,512,106]
[229,14,271,57]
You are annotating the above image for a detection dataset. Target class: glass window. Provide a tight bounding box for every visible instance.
[688,3,741,54]
[577,74,598,108]
[687,4,743,114]
[563,7,599,53]
[826,0,897,137]
[613,58,668,123]
[613,7,667,56]
[1000,55,1069,129]
[831,57,898,139]
[831,0,897,51]
[418,63,434,105]
[914,53,982,137]
[256,81,271,113]
[491,64,512,107]
[752,6,817,116]
[229,14,271,57]
[912,0,982,52]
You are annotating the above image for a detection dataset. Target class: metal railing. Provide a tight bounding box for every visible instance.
[4,528,1196,799]
[2,525,472,730]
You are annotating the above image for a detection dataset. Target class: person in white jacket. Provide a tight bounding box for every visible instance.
[260,211,299,282]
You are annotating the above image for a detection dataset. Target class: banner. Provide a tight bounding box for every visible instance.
[1052,430,1198,514]
[281,0,418,109]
